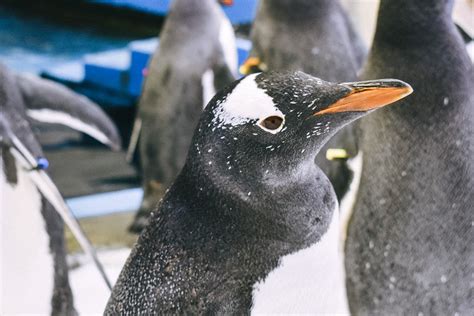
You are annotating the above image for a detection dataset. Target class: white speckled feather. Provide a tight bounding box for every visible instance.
[213,74,284,127]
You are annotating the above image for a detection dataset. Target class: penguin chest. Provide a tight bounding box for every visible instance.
[1,165,55,315]
[250,211,349,314]
[201,69,216,108]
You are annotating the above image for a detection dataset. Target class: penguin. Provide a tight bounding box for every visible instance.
[455,24,474,62]
[0,63,120,315]
[344,0,474,314]
[453,0,474,62]
[240,0,367,201]
[127,0,238,233]
[105,71,412,314]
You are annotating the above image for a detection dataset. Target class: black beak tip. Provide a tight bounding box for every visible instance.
[343,78,413,91]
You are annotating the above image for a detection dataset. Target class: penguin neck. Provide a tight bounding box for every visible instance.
[180,150,335,245]
[374,0,454,45]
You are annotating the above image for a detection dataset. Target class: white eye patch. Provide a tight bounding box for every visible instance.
[212,73,285,134]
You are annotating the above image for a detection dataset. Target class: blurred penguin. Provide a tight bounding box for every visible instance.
[127,0,238,233]
[345,0,474,313]
[1,64,120,315]
[241,0,366,200]
[453,0,474,61]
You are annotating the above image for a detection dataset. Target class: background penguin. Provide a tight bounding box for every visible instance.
[453,0,474,62]
[0,63,120,315]
[344,0,474,314]
[127,0,238,233]
[106,71,412,314]
[241,0,367,200]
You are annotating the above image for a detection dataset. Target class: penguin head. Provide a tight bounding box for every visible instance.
[239,57,268,75]
[190,71,412,177]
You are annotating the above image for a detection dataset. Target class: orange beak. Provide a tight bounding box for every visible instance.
[219,0,234,6]
[239,57,268,75]
[314,79,413,115]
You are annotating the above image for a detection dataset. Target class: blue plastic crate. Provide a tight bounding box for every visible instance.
[222,0,258,24]
[89,0,170,15]
[42,62,85,84]
[236,38,252,68]
[84,49,131,92]
[88,0,258,24]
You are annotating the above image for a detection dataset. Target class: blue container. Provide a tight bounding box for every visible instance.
[84,49,131,92]
[89,0,170,15]
[42,62,85,84]
[88,0,258,24]
[222,0,258,24]
[236,38,252,68]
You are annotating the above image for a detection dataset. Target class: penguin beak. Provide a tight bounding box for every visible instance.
[314,79,413,115]
[219,0,234,6]
[239,57,268,75]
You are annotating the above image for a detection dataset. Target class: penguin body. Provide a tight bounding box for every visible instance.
[129,0,238,232]
[0,63,120,315]
[249,0,365,81]
[251,209,347,313]
[244,0,366,200]
[1,161,55,314]
[345,0,474,314]
[106,72,412,314]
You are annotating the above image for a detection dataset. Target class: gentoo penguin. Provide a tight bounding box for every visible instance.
[0,63,120,315]
[127,0,238,233]
[453,0,474,62]
[106,71,412,314]
[240,0,366,200]
[345,0,474,314]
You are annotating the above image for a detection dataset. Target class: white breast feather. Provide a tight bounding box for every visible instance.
[339,152,363,252]
[251,209,349,315]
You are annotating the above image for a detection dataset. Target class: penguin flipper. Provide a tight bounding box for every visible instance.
[0,117,19,184]
[7,133,112,290]
[17,74,122,151]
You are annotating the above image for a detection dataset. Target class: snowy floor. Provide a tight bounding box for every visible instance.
[68,248,131,315]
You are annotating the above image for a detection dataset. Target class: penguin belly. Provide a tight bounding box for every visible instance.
[201,69,216,108]
[467,41,474,62]
[339,152,363,249]
[1,164,54,315]
[251,209,349,314]
[218,10,238,74]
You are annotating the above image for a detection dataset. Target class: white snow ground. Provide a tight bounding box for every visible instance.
[68,248,131,315]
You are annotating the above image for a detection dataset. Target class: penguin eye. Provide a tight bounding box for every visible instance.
[258,115,284,134]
